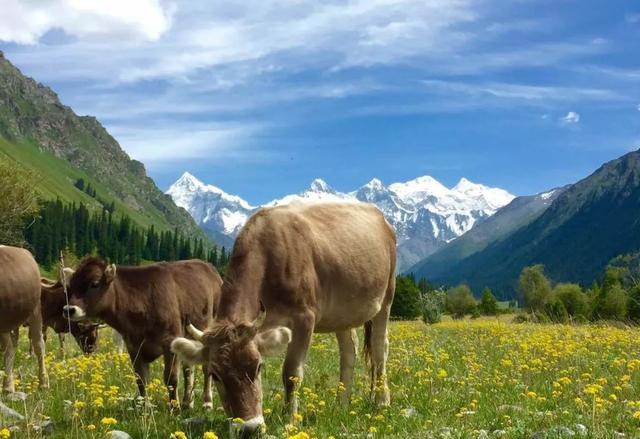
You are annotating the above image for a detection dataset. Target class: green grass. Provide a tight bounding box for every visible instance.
[0,137,169,230]
[2,319,640,438]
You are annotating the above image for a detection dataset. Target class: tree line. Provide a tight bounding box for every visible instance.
[391,257,640,324]
[23,199,229,270]
[390,274,512,323]
[517,262,640,323]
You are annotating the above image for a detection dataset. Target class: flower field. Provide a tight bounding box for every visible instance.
[1,319,639,438]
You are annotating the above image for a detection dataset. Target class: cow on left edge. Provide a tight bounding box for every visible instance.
[0,245,49,393]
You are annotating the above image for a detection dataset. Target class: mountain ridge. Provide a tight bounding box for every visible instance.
[167,172,515,269]
[411,149,640,297]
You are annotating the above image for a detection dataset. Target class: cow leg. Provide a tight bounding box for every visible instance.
[58,332,65,352]
[282,314,314,418]
[10,328,19,349]
[335,328,358,406]
[128,350,150,397]
[1,332,16,393]
[368,304,391,406]
[181,364,195,409]
[202,368,213,409]
[113,331,125,354]
[28,313,49,389]
[163,350,180,407]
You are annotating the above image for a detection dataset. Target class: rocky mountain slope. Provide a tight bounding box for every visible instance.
[0,51,203,235]
[167,172,515,270]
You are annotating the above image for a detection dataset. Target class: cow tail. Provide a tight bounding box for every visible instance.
[363,319,373,385]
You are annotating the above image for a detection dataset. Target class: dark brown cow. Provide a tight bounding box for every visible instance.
[40,277,99,354]
[172,202,396,436]
[63,257,222,408]
[0,245,48,392]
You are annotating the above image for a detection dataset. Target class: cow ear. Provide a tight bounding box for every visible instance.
[104,264,117,284]
[256,327,291,357]
[62,267,75,287]
[171,337,205,365]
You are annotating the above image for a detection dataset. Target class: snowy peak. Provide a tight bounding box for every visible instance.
[266,178,350,207]
[167,172,516,271]
[168,172,253,210]
[452,177,515,211]
[166,172,254,239]
[389,175,449,203]
[171,171,205,192]
[309,178,335,193]
[452,177,480,192]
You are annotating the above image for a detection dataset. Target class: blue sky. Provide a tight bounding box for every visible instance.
[1,0,638,204]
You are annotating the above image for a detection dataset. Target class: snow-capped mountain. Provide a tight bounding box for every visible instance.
[166,172,515,270]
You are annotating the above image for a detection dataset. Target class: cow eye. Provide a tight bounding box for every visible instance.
[91,280,100,287]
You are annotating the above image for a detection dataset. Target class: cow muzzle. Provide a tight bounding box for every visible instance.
[62,305,87,321]
[232,415,265,439]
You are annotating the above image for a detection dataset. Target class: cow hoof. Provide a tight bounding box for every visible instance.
[203,402,213,410]
[39,377,50,390]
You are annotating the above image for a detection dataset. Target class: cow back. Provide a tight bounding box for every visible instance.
[0,246,41,332]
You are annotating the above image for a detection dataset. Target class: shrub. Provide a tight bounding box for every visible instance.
[518,265,552,312]
[553,283,588,318]
[593,284,628,321]
[628,285,640,323]
[544,296,569,323]
[420,288,446,325]
[479,288,498,316]
[445,285,477,319]
[391,275,422,320]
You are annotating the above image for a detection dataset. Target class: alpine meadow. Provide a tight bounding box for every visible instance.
[1,1,640,439]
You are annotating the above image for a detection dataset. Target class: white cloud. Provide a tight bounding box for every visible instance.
[626,13,640,24]
[108,121,266,162]
[421,79,621,102]
[560,111,580,124]
[0,0,174,44]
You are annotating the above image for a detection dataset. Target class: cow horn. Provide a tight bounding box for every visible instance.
[187,324,204,341]
[252,301,267,329]
[104,264,117,283]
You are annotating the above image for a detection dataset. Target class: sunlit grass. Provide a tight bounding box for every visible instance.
[2,318,640,438]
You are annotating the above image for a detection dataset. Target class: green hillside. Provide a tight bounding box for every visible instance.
[0,51,206,239]
[414,149,640,298]
[1,137,168,229]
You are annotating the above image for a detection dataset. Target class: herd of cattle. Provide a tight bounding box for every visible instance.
[0,202,397,436]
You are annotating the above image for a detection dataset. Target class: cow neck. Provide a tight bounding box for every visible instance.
[216,251,264,325]
[97,278,128,335]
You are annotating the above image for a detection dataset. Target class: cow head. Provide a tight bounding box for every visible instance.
[63,256,117,321]
[41,271,101,355]
[70,322,100,354]
[171,305,291,436]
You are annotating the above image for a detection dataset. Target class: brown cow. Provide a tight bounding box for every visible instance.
[63,257,222,408]
[40,276,99,354]
[0,245,48,393]
[172,202,396,436]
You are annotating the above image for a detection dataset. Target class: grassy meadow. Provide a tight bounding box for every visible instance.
[1,318,640,439]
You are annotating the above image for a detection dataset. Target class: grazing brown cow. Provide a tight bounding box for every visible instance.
[40,276,99,354]
[0,245,48,392]
[63,257,222,408]
[172,202,396,436]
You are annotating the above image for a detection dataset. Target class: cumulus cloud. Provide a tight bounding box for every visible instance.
[0,0,174,44]
[560,111,580,124]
